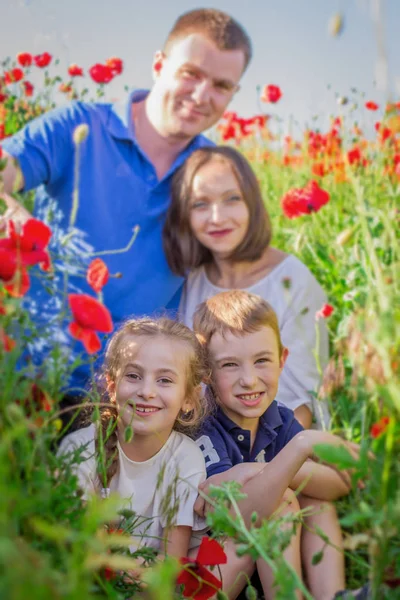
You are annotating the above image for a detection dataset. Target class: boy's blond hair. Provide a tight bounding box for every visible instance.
[193,290,284,357]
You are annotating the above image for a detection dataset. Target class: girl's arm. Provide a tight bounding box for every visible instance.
[165,525,193,558]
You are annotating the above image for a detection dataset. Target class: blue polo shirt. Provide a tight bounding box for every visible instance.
[196,401,304,477]
[3,90,212,390]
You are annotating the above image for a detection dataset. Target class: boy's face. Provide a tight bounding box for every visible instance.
[209,326,288,430]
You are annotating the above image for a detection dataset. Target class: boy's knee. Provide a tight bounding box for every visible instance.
[280,488,301,512]
[298,495,337,516]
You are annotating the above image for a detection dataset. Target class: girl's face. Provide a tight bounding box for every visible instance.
[110,335,194,442]
[188,158,250,260]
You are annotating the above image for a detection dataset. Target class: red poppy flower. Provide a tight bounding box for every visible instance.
[315,303,334,320]
[68,64,84,77]
[0,219,52,297]
[33,52,52,68]
[0,94,7,104]
[89,63,114,84]
[281,180,330,219]
[103,566,116,581]
[4,68,24,85]
[312,162,327,177]
[370,416,390,438]
[0,328,16,352]
[59,83,73,94]
[86,258,109,293]
[31,383,53,412]
[261,84,282,104]
[105,57,123,76]
[23,81,34,97]
[177,537,227,600]
[68,294,113,354]
[365,101,379,111]
[251,114,269,128]
[17,52,33,67]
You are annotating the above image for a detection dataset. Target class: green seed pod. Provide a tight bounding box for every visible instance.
[245,584,258,600]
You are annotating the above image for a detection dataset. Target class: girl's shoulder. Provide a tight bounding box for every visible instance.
[166,431,206,473]
[57,424,96,458]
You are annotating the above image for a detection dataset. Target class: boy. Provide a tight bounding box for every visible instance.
[193,290,358,600]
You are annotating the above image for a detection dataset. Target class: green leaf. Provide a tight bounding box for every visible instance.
[312,444,358,469]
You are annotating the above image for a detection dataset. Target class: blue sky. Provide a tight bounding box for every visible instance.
[1,0,399,134]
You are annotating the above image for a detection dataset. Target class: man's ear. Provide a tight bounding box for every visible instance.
[279,347,289,370]
[152,50,166,80]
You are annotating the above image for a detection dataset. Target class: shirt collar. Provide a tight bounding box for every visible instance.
[258,401,283,432]
[107,88,148,141]
[106,88,211,174]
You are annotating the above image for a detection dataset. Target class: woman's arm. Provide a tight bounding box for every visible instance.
[277,264,331,428]
[294,404,313,429]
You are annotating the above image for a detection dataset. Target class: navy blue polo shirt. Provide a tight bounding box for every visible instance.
[3,90,212,390]
[196,401,304,477]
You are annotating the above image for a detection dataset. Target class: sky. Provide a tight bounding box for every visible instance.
[1,0,399,136]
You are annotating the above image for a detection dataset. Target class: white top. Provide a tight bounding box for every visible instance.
[58,424,207,551]
[180,255,330,428]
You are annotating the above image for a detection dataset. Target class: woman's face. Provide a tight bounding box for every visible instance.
[188,158,250,260]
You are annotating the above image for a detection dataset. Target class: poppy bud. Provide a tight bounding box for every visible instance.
[329,13,344,37]
[73,124,89,145]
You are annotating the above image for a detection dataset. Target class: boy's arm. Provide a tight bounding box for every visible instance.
[224,431,360,528]
[290,459,351,500]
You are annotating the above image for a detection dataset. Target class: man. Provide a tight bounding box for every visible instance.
[0,9,251,392]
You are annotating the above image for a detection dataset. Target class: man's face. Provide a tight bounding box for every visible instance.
[150,34,245,139]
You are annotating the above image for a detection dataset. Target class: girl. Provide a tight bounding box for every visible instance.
[58,317,209,558]
[163,146,330,429]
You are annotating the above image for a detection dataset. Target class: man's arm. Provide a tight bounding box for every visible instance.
[1,151,25,194]
[0,154,31,230]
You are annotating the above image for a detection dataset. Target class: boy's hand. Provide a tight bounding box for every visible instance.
[295,430,361,462]
[194,473,229,518]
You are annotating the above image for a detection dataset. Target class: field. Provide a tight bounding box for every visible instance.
[0,53,399,599]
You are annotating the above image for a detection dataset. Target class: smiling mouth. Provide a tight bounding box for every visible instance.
[128,402,161,416]
[208,229,233,237]
[236,392,264,407]
[179,102,208,118]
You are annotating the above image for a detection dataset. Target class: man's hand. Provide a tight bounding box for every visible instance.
[0,192,32,234]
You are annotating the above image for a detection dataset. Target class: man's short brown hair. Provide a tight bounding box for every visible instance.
[163,146,272,277]
[164,9,252,72]
[193,290,284,358]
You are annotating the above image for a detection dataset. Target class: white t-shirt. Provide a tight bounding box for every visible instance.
[58,424,207,551]
[180,255,330,428]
